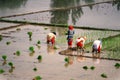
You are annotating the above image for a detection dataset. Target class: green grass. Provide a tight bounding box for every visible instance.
[85,34,120,59]
[102,35,120,59]
[56,30,119,46]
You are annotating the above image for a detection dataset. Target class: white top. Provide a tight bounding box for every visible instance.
[47,33,56,39]
[93,40,102,49]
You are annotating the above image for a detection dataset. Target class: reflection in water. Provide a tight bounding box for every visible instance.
[64,56,74,67]
[64,49,74,67]
[47,44,55,54]
[50,0,96,35]
[0,0,27,9]
[84,0,95,9]
[50,0,83,25]
[29,52,35,56]
[50,0,120,32]
[92,58,100,64]
[113,0,120,10]
[76,56,86,62]
[2,61,7,66]
[50,0,97,25]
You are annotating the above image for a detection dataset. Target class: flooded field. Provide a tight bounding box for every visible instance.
[0,0,120,80]
[0,25,120,80]
[0,0,120,29]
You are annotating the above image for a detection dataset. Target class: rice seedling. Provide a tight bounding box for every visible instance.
[0,69,5,74]
[64,57,69,63]
[36,40,41,49]
[37,55,42,62]
[114,63,120,69]
[6,41,11,45]
[90,66,95,70]
[37,40,41,44]
[2,55,7,65]
[8,62,15,69]
[83,66,88,70]
[2,55,7,61]
[33,67,37,72]
[101,73,107,78]
[15,50,21,56]
[29,46,35,53]
[0,35,2,41]
[33,76,42,80]
[27,31,32,41]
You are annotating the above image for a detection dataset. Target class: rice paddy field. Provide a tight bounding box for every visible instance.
[0,0,120,80]
[0,24,120,80]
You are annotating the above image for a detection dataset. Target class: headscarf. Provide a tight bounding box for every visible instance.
[69,25,73,30]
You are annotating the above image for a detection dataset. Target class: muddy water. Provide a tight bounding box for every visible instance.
[0,0,120,30]
[0,22,18,29]
[0,25,120,80]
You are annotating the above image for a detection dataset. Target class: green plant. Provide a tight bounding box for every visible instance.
[37,40,41,44]
[0,35,2,41]
[2,55,7,61]
[0,69,5,74]
[64,57,69,63]
[101,73,107,78]
[37,55,42,61]
[33,67,37,72]
[8,62,14,69]
[90,66,95,70]
[33,76,42,80]
[29,46,35,53]
[27,31,32,40]
[36,40,41,49]
[83,66,88,70]
[16,50,21,56]
[6,41,11,45]
[114,63,120,69]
